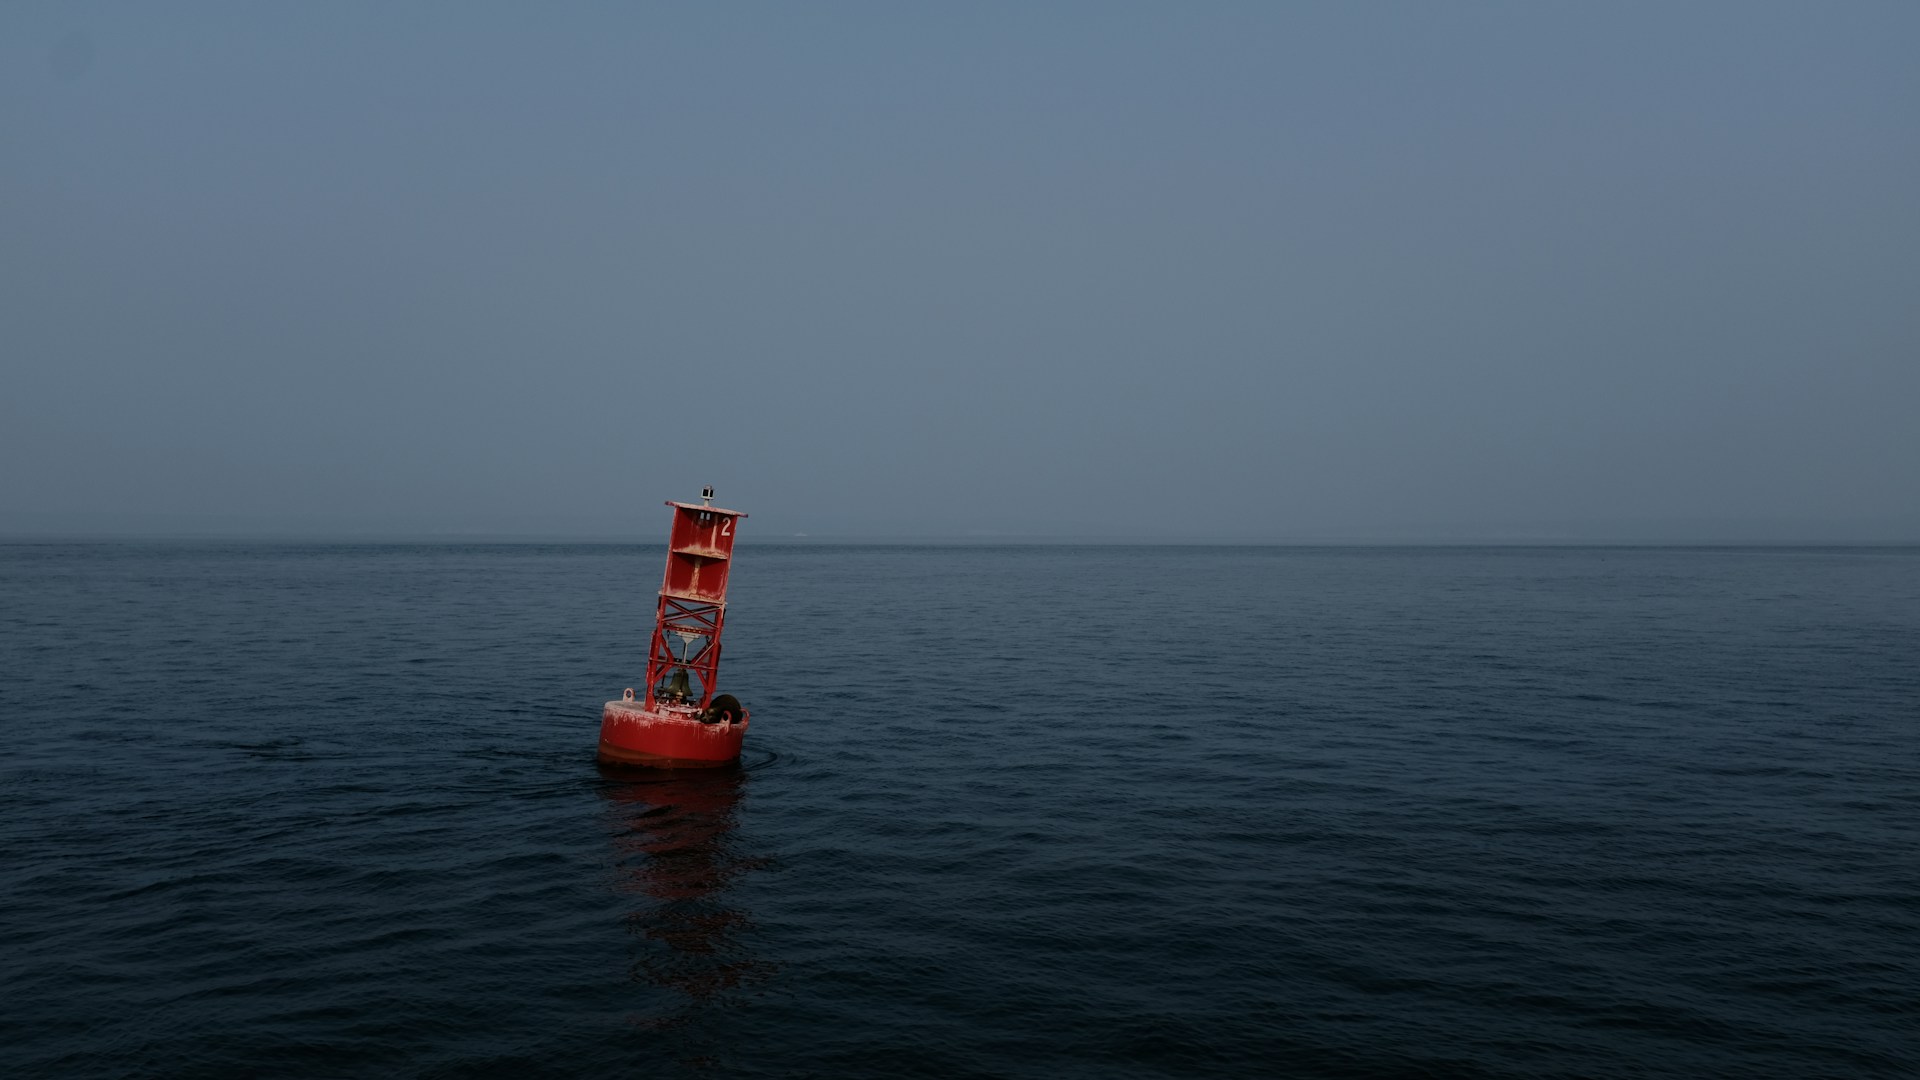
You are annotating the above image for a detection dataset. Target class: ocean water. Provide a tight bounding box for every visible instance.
[2,541,1916,1078]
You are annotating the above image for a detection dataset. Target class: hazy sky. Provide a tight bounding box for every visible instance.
[5,2,1916,539]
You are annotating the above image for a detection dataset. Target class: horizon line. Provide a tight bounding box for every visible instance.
[4,530,1918,548]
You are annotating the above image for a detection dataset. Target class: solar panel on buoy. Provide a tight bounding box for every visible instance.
[597,490,750,768]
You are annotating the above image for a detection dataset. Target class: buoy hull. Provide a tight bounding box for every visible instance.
[599,699,748,768]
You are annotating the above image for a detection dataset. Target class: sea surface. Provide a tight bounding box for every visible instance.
[2,542,1916,1078]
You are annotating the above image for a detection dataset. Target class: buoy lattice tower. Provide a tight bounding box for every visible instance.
[598,492,750,768]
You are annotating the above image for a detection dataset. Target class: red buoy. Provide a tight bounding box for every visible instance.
[598,491,750,768]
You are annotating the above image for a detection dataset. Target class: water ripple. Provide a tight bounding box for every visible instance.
[1,542,1915,1078]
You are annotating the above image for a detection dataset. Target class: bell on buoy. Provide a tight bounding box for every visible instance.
[658,667,694,702]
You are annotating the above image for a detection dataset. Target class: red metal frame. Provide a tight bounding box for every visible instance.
[643,501,746,710]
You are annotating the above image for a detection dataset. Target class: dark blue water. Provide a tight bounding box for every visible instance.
[3,542,1916,1078]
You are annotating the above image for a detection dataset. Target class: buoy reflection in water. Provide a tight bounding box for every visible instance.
[598,764,775,1024]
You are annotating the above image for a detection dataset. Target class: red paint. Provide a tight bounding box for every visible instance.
[597,496,751,768]
[599,697,749,768]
